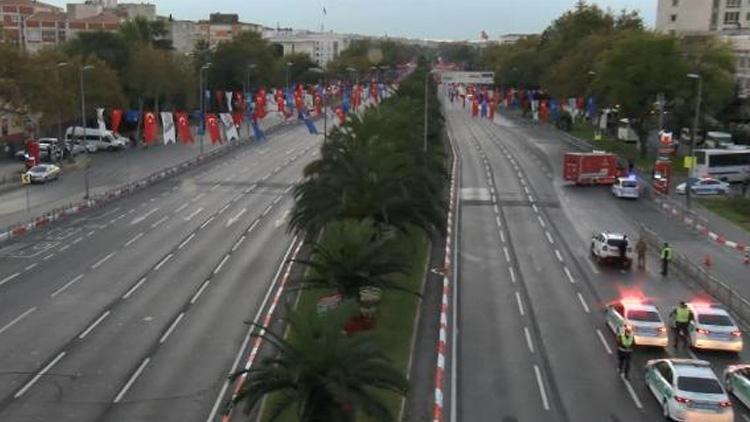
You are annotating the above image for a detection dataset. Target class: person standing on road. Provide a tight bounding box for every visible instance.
[670,302,693,348]
[660,242,672,276]
[636,237,647,270]
[617,326,635,379]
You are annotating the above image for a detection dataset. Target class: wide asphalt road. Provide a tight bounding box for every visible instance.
[0,119,320,422]
[448,102,750,421]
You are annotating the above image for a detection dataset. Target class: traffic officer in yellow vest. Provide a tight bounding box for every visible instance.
[661,242,672,276]
[670,301,694,348]
[617,325,635,379]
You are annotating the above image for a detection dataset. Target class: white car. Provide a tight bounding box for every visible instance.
[676,178,730,195]
[605,299,668,347]
[590,232,633,268]
[645,358,733,421]
[723,364,750,410]
[25,164,61,183]
[611,177,640,199]
[687,303,743,353]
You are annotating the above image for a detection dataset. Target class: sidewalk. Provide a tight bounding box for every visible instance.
[0,159,23,191]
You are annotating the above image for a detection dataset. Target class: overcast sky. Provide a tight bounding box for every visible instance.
[48,0,656,40]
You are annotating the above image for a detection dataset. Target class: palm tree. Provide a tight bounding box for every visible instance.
[230,304,409,422]
[292,219,414,300]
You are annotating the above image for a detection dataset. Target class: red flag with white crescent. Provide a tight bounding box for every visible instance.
[143,111,158,143]
[175,111,193,144]
[206,113,221,144]
[111,109,123,134]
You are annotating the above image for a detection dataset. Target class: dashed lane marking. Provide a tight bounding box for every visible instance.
[130,207,159,225]
[620,375,644,409]
[124,233,143,247]
[153,254,173,271]
[545,231,554,244]
[14,351,66,399]
[0,272,20,287]
[508,266,516,284]
[563,266,576,284]
[0,307,37,335]
[113,357,150,403]
[150,216,169,229]
[534,365,550,411]
[50,274,84,297]
[524,326,535,354]
[515,291,525,316]
[78,310,111,339]
[159,312,184,344]
[577,292,590,313]
[91,252,115,269]
[178,233,195,250]
[596,329,613,355]
[554,249,564,263]
[122,277,147,299]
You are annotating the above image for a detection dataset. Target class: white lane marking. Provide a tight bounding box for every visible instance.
[226,208,247,228]
[493,204,499,214]
[286,148,295,155]
[577,292,590,313]
[174,203,189,213]
[59,245,70,252]
[153,253,173,271]
[190,279,211,304]
[508,266,516,284]
[113,357,151,403]
[0,272,20,287]
[87,231,95,237]
[50,274,84,297]
[218,203,231,215]
[620,375,644,409]
[261,204,273,217]
[78,310,111,339]
[275,210,291,228]
[231,193,243,203]
[515,291,525,316]
[524,186,530,195]
[159,312,185,344]
[42,254,55,261]
[124,233,144,247]
[596,329,613,355]
[534,365,550,411]
[178,233,196,250]
[185,207,204,221]
[537,215,546,228]
[72,236,84,244]
[14,351,67,399]
[209,184,220,191]
[524,326,535,354]
[91,252,116,269]
[503,246,511,263]
[122,277,147,299]
[130,207,159,225]
[127,208,136,214]
[563,266,576,284]
[150,216,168,228]
[199,216,214,229]
[499,230,506,243]
[554,249,564,263]
[495,216,502,227]
[247,220,260,234]
[231,235,246,252]
[192,192,206,202]
[586,258,600,274]
[0,307,37,335]
[25,263,38,271]
[527,195,534,203]
[214,255,230,275]
[532,204,539,213]
[545,231,554,244]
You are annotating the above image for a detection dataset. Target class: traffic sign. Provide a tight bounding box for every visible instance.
[21,173,31,185]
[683,156,696,169]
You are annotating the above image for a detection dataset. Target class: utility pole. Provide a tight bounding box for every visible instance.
[686,73,703,210]
[199,63,212,154]
[80,64,94,200]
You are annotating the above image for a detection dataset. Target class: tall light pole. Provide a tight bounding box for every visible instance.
[686,73,703,209]
[309,67,327,142]
[285,61,293,91]
[80,64,94,199]
[56,62,68,158]
[245,64,256,140]
[199,62,212,155]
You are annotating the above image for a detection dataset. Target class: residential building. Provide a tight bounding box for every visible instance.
[167,18,198,53]
[264,29,350,67]
[0,0,61,47]
[498,33,535,45]
[23,9,67,52]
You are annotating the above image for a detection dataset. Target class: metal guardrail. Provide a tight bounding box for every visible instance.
[640,224,750,328]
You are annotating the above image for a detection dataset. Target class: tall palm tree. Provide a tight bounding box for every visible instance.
[230,304,409,422]
[292,219,414,300]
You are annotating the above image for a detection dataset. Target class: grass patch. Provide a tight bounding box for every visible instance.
[698,197,750,233]
[259,228,428,422]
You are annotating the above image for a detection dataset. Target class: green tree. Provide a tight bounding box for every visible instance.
[126,46,192,111]
[208,31,276,90]
[119,16,171,50]
[293,219,413,300]
[230,304,409,422]
[593,31,688,156]
[62,31,130,77]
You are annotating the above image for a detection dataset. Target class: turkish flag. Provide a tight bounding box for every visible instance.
[206,113,221,144]
[175,111,193,144]
[315,95,322,116]
[143,111,158,143]
[255,91,266,120]
[111,109,123,134]
[276,92,285,113]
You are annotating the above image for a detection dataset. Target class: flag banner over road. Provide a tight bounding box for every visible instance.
[111,109,122,134]
[225,91,234,113]
[161,112,176,144]
[143,111,158,144]
[206,113,221,144]
[126,109,139,123]
[220,113,238,142]
[175,111,193,144]
[96,108,106,132]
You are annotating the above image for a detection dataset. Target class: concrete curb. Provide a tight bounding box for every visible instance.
[0,118,301,245]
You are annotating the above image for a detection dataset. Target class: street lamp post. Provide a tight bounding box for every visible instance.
[309,67,327,142]
[80,64,94,200]
[199,62,212,155]
[285,61,293,91]
[56,62,68,158]
[686,73,703,210]
[245,64,256,140]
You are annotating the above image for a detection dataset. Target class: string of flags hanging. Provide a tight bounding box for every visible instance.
[93,81,391,145]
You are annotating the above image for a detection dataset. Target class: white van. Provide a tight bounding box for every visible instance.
[705,131,733,149]
[616,119,639,143]
[65,127,128,152]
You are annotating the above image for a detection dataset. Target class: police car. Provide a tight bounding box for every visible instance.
[611,176,640,199]
[590,232,633,268]
[724,364,750,410]
[645,359,733,421]
[687,303,743,353]
[605,299,668,347]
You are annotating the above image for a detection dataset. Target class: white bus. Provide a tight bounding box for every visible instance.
[694,148,750,182]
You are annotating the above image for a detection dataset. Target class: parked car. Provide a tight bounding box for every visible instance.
[675,177,730,195]
[25,164,60,183]
[64,127,127,151]
[590,232,634,268]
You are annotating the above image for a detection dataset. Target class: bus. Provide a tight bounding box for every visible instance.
[694,148,750,182]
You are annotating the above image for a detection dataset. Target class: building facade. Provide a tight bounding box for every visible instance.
[1,0,61,47]
[264,29,350,66]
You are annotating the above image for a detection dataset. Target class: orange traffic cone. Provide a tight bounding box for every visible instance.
[703,255,712,268]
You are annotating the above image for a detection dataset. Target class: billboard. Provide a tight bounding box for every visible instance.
[439,71,495,85]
